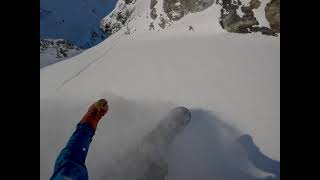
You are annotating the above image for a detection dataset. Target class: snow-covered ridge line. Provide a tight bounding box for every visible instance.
[40,0,279,68]
[100,0,280,38]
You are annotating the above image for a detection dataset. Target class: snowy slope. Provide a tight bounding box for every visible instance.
[41,1,279,180]
[41,31,279,180]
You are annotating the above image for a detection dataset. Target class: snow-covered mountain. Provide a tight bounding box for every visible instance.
[40,0,279,69]
[40,39,83,68]
[40,0,118,68]
[40,0,280,46]
[41,0,280,179]
[40,0,117,48]
[101,0,280,37]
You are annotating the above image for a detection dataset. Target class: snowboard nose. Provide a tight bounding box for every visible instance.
[170,106,191,126]
[171,107,191,117]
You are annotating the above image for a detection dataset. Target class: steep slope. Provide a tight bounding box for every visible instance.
[41,29,279,179]
[41,0,279,179]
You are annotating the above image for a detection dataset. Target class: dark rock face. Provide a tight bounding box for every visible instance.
[116,11,131,25]
[161,0,279,36]
[219,0,255,33]
[40,39,83,68]
[158,16,170,29]
[101,0,135,36]
[101,0,280,37]
[163,0,215,21]
[220,0,259,33]
[103,22,122,36]
[250,26,277,36]
[219,0,279,36]
[125,0,134,4]
[250,0,261,9]
[150,0,158,19]
[186,0,215,12]
[103,10,132,36]
[149,22,155,30]
[163,0,187,21]
[265,0,280,32]
[40,39,81,58]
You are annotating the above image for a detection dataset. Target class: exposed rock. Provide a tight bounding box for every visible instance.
[159,16,170,29]
[101,0,135,36]
[219,0,277,36]
[250,0,261,9]
[186,0,215,13]
[250,26,278,36]
[59,48,67,58]
[163,0,215,21]
[125,26,131,35]
[219,0,258,33]
[116,10,131,25]
[103,22,123,36]
[41,39,78,51]
[125,0,134,4]
[150,0,158,19]
[241,5,254,17]
[101,0,280,38]
[265,0,280,32]
[149,22,155,30]
[40,39,83,68]
[163,0,188,21]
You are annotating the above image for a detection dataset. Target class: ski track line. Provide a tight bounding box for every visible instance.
[59,7,137,90]
[58,35,124,89]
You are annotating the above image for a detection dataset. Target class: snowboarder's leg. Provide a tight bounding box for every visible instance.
[50,122,94,180]
[50,99,108,180]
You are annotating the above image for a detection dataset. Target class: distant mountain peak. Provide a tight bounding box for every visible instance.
[40,39,83,68]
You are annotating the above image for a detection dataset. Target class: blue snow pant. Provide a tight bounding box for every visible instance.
[50,122,94,180]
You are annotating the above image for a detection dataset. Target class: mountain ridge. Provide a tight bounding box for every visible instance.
[101,0,280,37]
